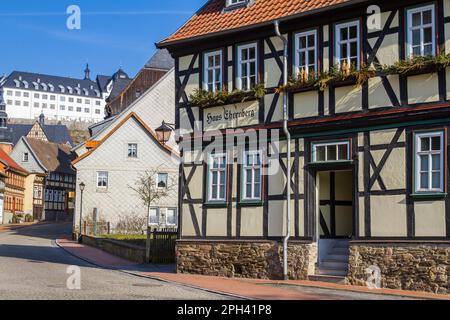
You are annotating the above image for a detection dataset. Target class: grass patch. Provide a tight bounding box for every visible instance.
[101,234,148,247]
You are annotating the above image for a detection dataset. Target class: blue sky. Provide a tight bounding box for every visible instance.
[0,0,205,79]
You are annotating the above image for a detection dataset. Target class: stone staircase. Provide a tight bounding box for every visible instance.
[309,240,350,284]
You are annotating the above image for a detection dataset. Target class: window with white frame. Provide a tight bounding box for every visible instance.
[97,171,108,188]
[204,50,222,92]
[127,143,138,158]
[149,207,160,226]
[166,208,178,226]
[415,131,444,193]
[226,0,247,7]
[237,43,258,91]
[336,21,360,69]
[407,5,436,58]
[208,154,227,202]
[157,173,168,189]
[313,141,350,163]
[22,152,29,162]
[242,151,262,201]
[294,30,317,78]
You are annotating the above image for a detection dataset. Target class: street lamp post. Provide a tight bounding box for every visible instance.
[155,121,175,145]
[78,182,85,244]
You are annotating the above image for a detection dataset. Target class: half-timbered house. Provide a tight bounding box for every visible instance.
[158,0,450,293]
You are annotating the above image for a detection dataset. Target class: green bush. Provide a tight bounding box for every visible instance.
[12,214,24,224]
[25,214,34,223]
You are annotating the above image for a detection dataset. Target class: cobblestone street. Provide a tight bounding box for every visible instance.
[0,223,227,300]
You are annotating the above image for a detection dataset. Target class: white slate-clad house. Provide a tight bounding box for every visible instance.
[72,70,178,233]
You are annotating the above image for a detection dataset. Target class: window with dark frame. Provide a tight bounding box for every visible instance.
[157,173,168,189]
[97,171,108,188]
[127,143,138,158]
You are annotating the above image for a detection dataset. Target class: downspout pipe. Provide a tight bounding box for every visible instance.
[274,20,291,281]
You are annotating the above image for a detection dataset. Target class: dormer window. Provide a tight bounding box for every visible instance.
[226,0,249,9]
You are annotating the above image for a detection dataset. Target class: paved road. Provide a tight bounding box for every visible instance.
[0,223,228,300]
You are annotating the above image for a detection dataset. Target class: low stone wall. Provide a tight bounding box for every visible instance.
[81,235,147,264]
[347,242,449,295]
[176,240,316,280]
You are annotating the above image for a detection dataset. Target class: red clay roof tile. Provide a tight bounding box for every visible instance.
[0,148,28,174]
[160,0,350,45]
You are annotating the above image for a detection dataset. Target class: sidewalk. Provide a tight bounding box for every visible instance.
[56,238,450,301]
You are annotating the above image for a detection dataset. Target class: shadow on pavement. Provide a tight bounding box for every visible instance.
[0,243,96,269]
[11,222,72,240]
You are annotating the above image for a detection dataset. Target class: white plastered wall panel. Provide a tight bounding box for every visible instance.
[185,166,203,200]
[371,148,406,190]
[185,73,200,99]
[335,86,362,113]
[414,201,446,237]
[368,75,400,109]
[240,206,264,237]
[179,54,198,72]
[206,208,228,237]
[293,91,319,118]
[408,73,440,104]
[182,203,203,237]
[370,195,407,236]
[358,196,365,237]
[265,58,282,89]
[264,93,283,123]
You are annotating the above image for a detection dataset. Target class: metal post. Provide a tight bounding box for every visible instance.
[146,226,151,263]
[93,208,98,236]
[78,188,84,243]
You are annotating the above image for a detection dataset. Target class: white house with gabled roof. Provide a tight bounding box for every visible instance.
[71,69,179,233]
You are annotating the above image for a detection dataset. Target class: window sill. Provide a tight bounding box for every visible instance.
[308,160,353,167]
[410,193,447,200]
[285,84,317,94]
[331,77,358,88]
[239,200,264,207]
[203,202,228,208]
[399,64,439,77]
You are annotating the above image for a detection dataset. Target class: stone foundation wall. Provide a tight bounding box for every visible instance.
[348,242,449,295]
[176,240,316,280]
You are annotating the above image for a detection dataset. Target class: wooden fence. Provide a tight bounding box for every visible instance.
[149,228,178,264]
